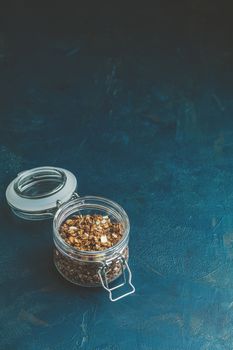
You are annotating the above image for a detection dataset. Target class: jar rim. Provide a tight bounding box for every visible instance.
[53,196,130,257]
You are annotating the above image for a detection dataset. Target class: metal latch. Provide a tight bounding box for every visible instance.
[98,255,135,302]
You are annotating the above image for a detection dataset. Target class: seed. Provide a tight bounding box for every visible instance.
[68,227,78,235]
[101,235,108,243]
[66,219,74,225]
[69,226,78,231]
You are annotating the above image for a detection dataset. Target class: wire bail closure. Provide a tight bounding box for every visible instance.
[98,255,135,302]
[56,192,80,209]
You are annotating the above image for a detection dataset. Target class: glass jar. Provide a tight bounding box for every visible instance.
[6,166,135,301]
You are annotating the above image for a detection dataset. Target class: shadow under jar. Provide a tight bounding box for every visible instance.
[6,166,135,301]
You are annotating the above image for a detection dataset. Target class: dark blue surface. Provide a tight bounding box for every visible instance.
[1,3,233,349]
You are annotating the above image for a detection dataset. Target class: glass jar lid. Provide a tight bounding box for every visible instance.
[6,166,77,220]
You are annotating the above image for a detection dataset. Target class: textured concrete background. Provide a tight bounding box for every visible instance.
[1,1,233,349]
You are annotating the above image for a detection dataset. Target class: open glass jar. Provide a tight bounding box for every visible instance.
[6,166,135,301]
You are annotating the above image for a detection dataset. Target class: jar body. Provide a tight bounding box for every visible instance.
[53,197,131,288]
[54,245,129,287]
